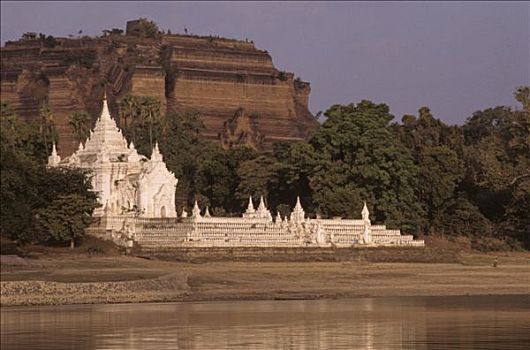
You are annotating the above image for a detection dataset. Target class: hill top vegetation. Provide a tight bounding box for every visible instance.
[1,87,528,250]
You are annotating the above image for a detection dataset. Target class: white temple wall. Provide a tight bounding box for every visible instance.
[104,215,425,249]
[137,182,177,218]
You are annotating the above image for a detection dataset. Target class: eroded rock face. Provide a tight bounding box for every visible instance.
[1,23,318,156]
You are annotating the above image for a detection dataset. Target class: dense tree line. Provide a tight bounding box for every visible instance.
[109,90,528,249]
[1,102,99,248]
[1,87,528,249]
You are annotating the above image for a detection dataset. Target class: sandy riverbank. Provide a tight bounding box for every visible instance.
[1,245,529,306]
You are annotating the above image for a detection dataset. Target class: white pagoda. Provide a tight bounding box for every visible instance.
[48,95,178,218]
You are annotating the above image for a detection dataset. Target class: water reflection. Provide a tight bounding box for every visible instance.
[1,295,529,349]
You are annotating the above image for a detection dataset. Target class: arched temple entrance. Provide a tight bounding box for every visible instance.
[160,206,166,218]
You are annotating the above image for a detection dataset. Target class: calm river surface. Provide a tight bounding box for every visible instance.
[1,295,529,350]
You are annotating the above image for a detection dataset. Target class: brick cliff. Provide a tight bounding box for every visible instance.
[1,24,317,156]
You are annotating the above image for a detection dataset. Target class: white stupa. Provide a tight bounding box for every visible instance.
[48,94,178,218]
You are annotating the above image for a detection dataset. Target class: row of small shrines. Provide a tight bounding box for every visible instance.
[87,195,425,249]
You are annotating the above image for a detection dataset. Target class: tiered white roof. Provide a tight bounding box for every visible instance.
[256,196,273,220]
[242,195,272,220]
[245,196,255,214]
[192,201,201,218]
[290,196,305,223]
[48,95,178,219]
[80,95,132,159]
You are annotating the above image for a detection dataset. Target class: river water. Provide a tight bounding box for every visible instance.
[1,295,529,350]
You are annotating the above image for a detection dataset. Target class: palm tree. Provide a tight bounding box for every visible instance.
[141,97,161,149]
[39,102,55,157]
[119,95,161,149]
[119,95,142,145]
[68,110,92,144]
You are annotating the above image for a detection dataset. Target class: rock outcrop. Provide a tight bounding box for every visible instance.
[1,21,318,156]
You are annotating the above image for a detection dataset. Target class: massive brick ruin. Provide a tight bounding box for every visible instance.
[0,21,318,156]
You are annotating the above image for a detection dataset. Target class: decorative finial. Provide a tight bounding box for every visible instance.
[192,200,201,218]
[204,206,211,217]
[52,142,57,155]
[258,196,266,209]
[291,196,305,223]
[151,142,163,161]
[100,93,112,121]
[362,201,370,222]
[246,196,255,213]
[294,196,303,210]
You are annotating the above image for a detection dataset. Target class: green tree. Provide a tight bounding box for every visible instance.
[462,106,529,219]
[307,100,425,232]
[417,146,465,233]
[438,196,492,237]
[155,111,210,208]
[38,102,57,158]
[195,145,258,214]
[235,155,277,203]
[267,141,318,214]
[68,110,93,145]
[36,194,99,248]
[459,89,530,247]
[118,95,162,153]
[1,104,98,245]
[392,107,467,235]
[143,97,161,149]
[195,145,234,211]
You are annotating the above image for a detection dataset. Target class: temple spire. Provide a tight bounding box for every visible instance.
[291,196,305,223]
[151,142,163,161]
[294,196,303,211]
[258,196,266,210]
[204,206,211,217]
[362,201,370,222]
[47,142,61,166]
[100,93,112,121]
[245,196,255,213]
[192,200,201,218]
[361,201,372,244]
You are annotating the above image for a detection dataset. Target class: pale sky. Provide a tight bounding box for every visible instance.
[1,1,529,124]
